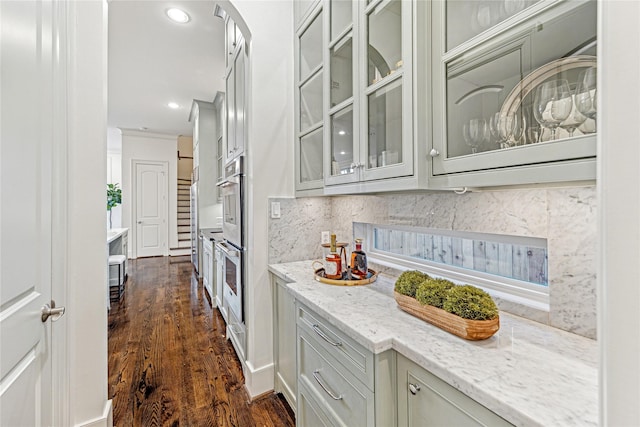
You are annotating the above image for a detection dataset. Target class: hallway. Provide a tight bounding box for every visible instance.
[108,257,295,426]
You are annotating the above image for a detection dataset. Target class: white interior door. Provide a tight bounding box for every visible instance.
[135,161,168,257]
[0,0,57,424]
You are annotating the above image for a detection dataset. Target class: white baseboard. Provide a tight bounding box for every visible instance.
[244,360,275,400]
[75,399,112,427]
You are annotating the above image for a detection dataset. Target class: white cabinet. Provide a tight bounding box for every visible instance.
[271,275,297,413]
[324,0,414,187]
[190,98,221,223]
[295,302,395,426]
[225,16,246,162]
[295,0,430,196]
[202,238,214,300]
[397,354,513,426]
[429,0,597,188]
[295,4,324,192]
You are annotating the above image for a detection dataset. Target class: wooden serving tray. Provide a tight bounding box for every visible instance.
[313,268,378,286]
[394,292,499,340]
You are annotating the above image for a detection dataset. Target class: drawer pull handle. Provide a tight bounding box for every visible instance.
[313,370,343,400]
[312,324,342,347]
[409,383,421,395]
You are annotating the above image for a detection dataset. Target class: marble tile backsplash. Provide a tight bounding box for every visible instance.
[268,186,597,339]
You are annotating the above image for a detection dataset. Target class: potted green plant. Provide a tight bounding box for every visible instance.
[107,183,122,229]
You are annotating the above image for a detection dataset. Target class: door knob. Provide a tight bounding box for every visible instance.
[41,300,65,322]
[429,148,440,157]
[137,221,142,224]
[409,383,421,395]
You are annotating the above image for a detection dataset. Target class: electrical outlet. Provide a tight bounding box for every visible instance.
[321,231,330,244]
[271,201,281,219]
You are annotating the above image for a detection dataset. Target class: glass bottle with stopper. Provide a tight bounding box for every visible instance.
[324,234,343,279]
[350,238,368,279]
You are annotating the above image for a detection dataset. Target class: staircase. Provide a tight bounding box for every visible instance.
[172,178,192,256]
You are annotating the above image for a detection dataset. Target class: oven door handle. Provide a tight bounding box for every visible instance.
[215,242,239,258]
[216,175,240,188]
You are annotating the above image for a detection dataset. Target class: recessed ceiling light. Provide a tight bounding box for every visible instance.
[338,130,346,135]
[166,8,190,24]
[168,102,180,109]
[340,151,346,155]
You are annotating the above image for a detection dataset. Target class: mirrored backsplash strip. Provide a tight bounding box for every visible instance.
[370,225,548,287]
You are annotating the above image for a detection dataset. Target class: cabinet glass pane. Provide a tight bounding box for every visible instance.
[368,79,402,168]
[446,0,541,51]
[445,2,596,158]
[300,12,323,80]
[367,0,402,85]
[330,105,354,176]
[300,71,323,132]
[330,36,353,108]
[300,128,324,183]
[331,0,352,41]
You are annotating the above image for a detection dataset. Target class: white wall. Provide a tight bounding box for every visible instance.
[65,0,111,425]
[222,0,295,397]
[121,130,178,257]
[599,1,640,425]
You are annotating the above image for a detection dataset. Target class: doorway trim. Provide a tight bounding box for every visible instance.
[131,159,169,259]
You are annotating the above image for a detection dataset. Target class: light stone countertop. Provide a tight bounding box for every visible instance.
[268,260,598,427]
[107,227,127,244]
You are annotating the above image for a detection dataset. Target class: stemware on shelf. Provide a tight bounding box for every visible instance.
[575,67,597,131]
[463,118,488,154]
[533,79,573,140]
[559,94,587,137]
[489,113,506,149]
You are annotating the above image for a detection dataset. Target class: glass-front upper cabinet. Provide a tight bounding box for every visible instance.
[326,0,413,186]
[325,0,358,185]
[296,5,325,191]
[361,0,413,182]
[431,0,597,186]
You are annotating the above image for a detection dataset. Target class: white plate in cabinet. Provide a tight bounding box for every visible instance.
[298,330,375,427]
[397,354,513,427]
[297,303,374,389]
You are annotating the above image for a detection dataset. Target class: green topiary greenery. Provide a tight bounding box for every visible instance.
[442,285,499,321]
[415,278,455,309]
[394,270,430,298]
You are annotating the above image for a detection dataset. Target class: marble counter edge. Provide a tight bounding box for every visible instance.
[107,228,128,244]
[268,261,598,427]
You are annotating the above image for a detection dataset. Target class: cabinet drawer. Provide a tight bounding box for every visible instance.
[297,303,374,389]
[298,382,336,427]
[298,330,374,427]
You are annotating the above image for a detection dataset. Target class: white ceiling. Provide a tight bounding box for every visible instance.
[108,0,226,137]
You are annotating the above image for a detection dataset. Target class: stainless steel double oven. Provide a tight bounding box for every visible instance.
[216,156,245,324]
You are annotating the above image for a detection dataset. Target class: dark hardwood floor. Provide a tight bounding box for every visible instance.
[108,256,295,427]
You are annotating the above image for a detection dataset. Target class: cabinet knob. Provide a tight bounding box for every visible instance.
[429,148,440,158]
[409,383,421,395]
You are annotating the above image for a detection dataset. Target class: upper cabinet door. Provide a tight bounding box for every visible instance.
[296,5,325,191]
[359,0,414,182]
[324,0,359,186]
[431,0,597,186]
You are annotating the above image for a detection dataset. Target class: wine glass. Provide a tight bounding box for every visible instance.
[462,118,488,154]
[559,94,587,137]
[489,113,507,149]
[533,79,573,140]
[575,67,597,130]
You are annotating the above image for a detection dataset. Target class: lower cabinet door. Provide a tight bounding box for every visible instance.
[298,330,374,427]
[298,382,335,427]
[397,355,513,427]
